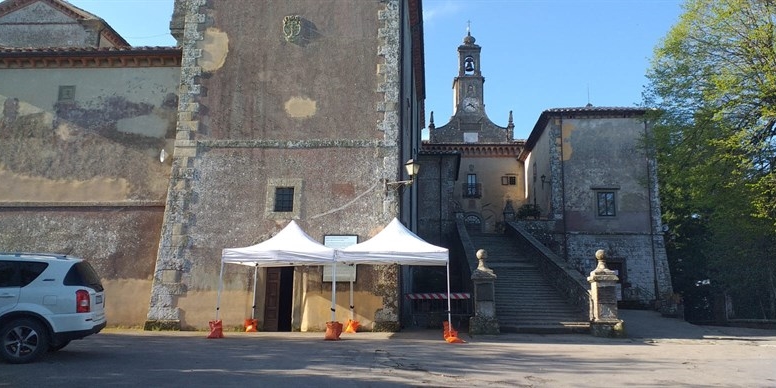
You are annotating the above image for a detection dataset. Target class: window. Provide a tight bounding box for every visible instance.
[58,85,75,102]
[501,176,517,185]
[0,261,17,287]
[597,191,616,217]
[19,262,48,287]
[265,178,303,219]
[462,174,481,198]
[273,187,295,212]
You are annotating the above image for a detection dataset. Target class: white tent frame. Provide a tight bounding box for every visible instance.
[218,220,337,322]
[338,218,451,325]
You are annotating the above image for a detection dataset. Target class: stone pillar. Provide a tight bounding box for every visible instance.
[588,250,626,337]
[469,249,500,334]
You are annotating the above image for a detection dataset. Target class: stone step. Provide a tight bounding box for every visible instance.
[469,232,587,333]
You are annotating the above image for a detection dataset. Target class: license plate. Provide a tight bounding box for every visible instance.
[96,295,103,304]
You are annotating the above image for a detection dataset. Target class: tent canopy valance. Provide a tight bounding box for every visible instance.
[338,218,448,266]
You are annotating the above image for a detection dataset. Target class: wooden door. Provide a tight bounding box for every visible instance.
[263,268,281,331]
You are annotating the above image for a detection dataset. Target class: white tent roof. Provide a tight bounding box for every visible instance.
[339,218,448,266]
[221,220,335,266]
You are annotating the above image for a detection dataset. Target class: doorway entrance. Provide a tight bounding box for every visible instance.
[263,267,294,331]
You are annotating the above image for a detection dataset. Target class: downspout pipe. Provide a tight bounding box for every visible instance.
[559,116,569,263]
[645,119,660,301]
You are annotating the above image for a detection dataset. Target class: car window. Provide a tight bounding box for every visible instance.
[0,261,18,287]
[19,262,48,287]
[63,261,104,292]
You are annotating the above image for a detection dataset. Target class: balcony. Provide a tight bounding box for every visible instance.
[461,183,482,198]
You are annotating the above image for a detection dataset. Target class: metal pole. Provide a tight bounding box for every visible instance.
[216,260,225,320]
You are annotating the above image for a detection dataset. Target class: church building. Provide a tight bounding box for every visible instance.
[420,29,673,307]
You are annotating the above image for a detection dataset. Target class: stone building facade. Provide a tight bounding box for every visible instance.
[521,107,674,304]
[145,0,426,331]
[0,0,181,326]
[421,30,673,306]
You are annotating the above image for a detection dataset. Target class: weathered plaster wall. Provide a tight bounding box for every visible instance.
[526,122,553,218]
[199,2,382,141]
[561,118,651,233]
[0,207,163,326]
[0,64,179,326]
[0,67,179,202]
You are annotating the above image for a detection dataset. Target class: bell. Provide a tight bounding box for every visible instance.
[464,61,474,72]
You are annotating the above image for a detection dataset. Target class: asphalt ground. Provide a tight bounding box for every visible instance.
[1,310,775,387]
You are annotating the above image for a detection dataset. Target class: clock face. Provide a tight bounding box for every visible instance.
[463,97,479,112]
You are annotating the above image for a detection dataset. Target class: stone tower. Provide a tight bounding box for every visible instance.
[145,0,425,331]
[425,28,523,233]
[429,29,514,144]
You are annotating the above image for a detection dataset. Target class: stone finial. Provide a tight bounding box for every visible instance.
[429,111,435,128]
[476,249,488,271]
[590,249,618,279]
[594,249,613,273]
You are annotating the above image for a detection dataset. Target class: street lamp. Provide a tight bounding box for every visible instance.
[386,159,420,190]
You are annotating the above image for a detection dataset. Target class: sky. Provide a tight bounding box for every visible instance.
[67,0,685,139]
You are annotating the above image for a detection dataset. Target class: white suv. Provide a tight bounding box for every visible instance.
[0,253,106,363]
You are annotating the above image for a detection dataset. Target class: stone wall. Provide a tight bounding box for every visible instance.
[0,206,163,326]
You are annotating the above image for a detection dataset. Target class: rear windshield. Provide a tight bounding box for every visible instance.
[64,261,104,292]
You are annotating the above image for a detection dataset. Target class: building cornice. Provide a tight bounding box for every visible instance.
[0,46,181,68]
[422,142,524,158]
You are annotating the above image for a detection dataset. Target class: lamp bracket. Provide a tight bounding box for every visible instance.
[385,179,413,191]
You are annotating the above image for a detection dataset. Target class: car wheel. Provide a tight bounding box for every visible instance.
[0,318,50,364]
[49,340,71,352]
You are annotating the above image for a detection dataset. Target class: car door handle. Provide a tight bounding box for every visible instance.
[0,294,18,298]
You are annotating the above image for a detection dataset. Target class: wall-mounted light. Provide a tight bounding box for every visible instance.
[386,159,419,190]
[541,174,547,189]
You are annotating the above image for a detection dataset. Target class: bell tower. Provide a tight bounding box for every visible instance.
[453,26,484,115]
[428,24,513,144]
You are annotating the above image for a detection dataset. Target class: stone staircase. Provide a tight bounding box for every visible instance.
[469,232,589,333]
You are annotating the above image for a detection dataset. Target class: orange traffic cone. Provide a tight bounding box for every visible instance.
[244,318,258,332]
[207,319,224,339]
[324,321,343,340]
[443,321,465,343]
[344,319,360,333]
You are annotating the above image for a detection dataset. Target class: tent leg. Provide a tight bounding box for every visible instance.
[216,260,225,321]
[349,280,354,320]
[331,263,337,322]
[251,265,258,319]
[446,261,452,326]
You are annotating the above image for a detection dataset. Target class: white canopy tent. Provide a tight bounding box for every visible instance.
[218,220,337,322]
[217,218,452,329]
[339,218,451,324]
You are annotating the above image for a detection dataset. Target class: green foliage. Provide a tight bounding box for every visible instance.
[644,0,776,319]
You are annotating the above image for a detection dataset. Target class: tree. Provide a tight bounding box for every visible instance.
[644,0,776,320]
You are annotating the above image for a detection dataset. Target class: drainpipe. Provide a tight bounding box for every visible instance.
[439,156,443,243]
[645,119,660,301]
[559,116,569,263]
